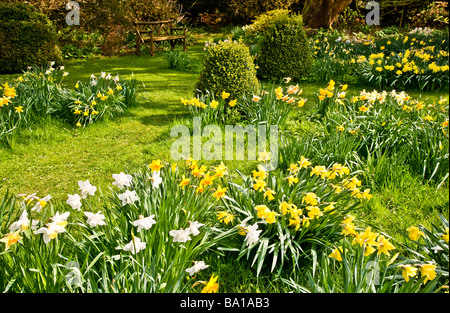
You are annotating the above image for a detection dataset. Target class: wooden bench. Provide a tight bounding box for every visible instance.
[134,20,187,56]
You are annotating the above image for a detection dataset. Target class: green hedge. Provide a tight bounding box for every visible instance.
[0,3,62,74]
[195,39,259,99]
[258,13,313,81]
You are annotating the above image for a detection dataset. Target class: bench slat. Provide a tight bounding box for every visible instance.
[135,20,187,56]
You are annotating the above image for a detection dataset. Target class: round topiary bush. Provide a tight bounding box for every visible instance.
[257,13,313,81]
[0,2,62,74]
[195,39,259,99]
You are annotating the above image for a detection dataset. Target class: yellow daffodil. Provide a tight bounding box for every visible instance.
[179,175,190,189]
[263,189,276,201]
[0,230,22,251]
[210,100,219,109]
[399,265,418,282]
[212,186,227,200]
[406,226,424,241]
[265,210,279,224]
[298,156,312,169]
[329,247,343,261]
[221,91,230,99]
[376,235,395,256]
[217,211,234,225]
[201,274,219,293]
[228,99,237,107]
[149,159,164,172]
[419,264,437,284]
[443,228,449,242]
[302,192,319,206]
[255,205,270,219]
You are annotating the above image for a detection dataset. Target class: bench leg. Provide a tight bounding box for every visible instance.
[150,40,154,56]
[135,35,141,55]
[183,37,187,51]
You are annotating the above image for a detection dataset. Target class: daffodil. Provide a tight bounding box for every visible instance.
[229,99,237,107]
[148,159,164,172]
[298,156,312,169]
[186,261,209,276]
[0,230,22,251]
[78,180,97,199]
[123,236,147,254]
[399,265,418,282]
[253,180,266,192]
[306,206,323,219]
[34,222,66,244]
[212,186,227,200]
[9,210,36,233]
[84,211,106,227]
[31,195,52,212]
[132,215,156,232]
[255,205,270,219]
[263,189,276,201]
[118,190,139,206]
[221,91,230,99]
[302,192,319,206]
[264,210,279,224]
[443,228,449,242]
[201,274,219,293]
[245,223,262,246]
[419,264,437,284]
[217,211,234,225]
[169,229,191,243]
[376,235,395,256]
[112,172,133,189]
[210,100,219,109]
[258,151,271,162]
[407,226,424,241]
[329,247,343,261]
[66,194,82,211]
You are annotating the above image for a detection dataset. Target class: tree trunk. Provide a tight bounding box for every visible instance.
[302,0,353,29]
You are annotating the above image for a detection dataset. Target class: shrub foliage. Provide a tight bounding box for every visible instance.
[0,2,62,74]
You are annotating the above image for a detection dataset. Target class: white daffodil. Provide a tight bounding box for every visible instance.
[112,172,133,189]
[100,71,106,79]
[150,171,162,189]
[67,194,82,210]
[31,195,52,212]
[105,73,112,80]
[90,79,97,86]
[185,261,209,276]
[9,210,31,233]
[123,236,146,255]
[132,215,156,232]
[169,229,191,243]
[186,221,204,236]
[51,212,70,228]
[34,222,66,244]
[18,193,39,204]
[78,180,97,199]
[118,190,139,206]
[84,211,106,227]
[113,75,120,83]
[245,223,262,246]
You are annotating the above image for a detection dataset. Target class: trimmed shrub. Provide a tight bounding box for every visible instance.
[0,2,62,74]
[195,39,259,100]
[243,9,292,37]
[258,13,313,81]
